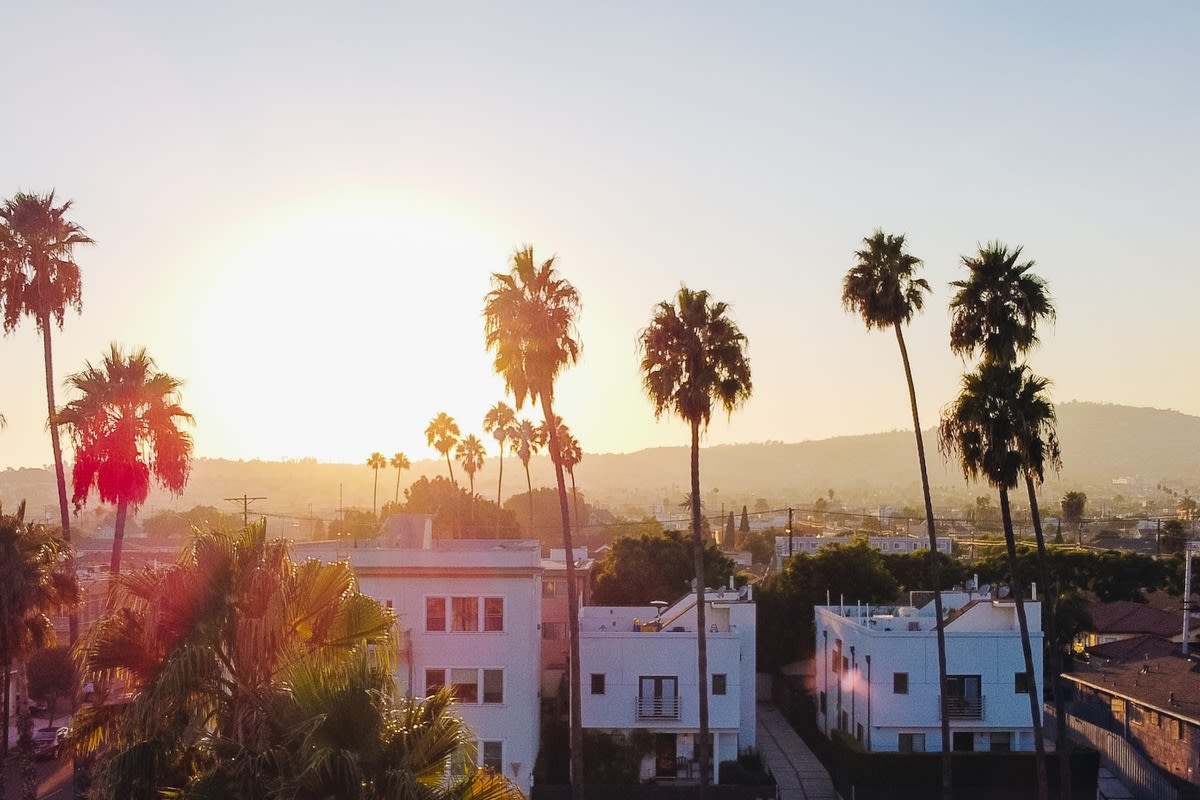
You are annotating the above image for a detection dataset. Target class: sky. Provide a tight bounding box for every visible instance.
[1,2,1198,471]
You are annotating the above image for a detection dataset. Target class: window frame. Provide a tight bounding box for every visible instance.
[451,596,480,632]
[893,672,909,694]
[425,597,447,632]
[483,597,504,632]
[481,740,503,772]
[898,732,925,753]
[712,673,728,696]
[591,673,606,695]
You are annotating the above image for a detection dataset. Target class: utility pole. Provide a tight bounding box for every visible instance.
[787,507,794,558]
[225,494,267,528]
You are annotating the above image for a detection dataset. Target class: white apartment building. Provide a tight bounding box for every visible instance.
[578,585,756,782]
[774,533,953,569]
[297,520,541,795]
[814,590,1043,754]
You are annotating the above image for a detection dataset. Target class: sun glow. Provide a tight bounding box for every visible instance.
[183,198,513,464]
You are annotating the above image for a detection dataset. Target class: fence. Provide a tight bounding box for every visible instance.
[1047,704,1178,800]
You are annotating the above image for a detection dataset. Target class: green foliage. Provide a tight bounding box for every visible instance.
[719,749,774,785]
[27,645,75,723]
[881,551,968,593]
[1061,491,1087,524]
[503,486,592,545]
[406,475,521,539]
[739,505,750,533]
[591,529,736,605]
[140,504,242,539]
[735,530,775,565]
[582,730,653,784]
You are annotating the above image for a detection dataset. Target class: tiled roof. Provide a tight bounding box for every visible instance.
[1086,633,1180,661]
[1064,651,1200,725]
[1086,599,1182,638]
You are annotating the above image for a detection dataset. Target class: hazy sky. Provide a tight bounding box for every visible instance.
[1,2,1197,471]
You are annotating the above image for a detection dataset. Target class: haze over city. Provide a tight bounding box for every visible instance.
[2,3,1197,471]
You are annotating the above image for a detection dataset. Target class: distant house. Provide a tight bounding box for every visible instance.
[540,547,594,709]
[774,533,952,570]
[815,589,1043,753]
[1074,599,1198,653]
[1062,644,1200,785]
[578,585,756,782]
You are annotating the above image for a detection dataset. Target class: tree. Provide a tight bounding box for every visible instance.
[483,246,585,795]
[739,505,750,533]
[639,286,751,791]
[455,434,487,518]
[550,417,584,539]
[367,451,387,518]
[949,242,1055,366]
[27,645,74,727]
[390,451,411,505]
[1060,491,1087,524]
[406,476,520,539]
[0,191,91,646]
[425,412,460,485]
[724,511,735,549]
[483,401,517,536]
[591,529,737,606]
[511,418,543,537]
[68,522,519,799]
[0,502,78,759]
[939,362,1049,800]
[58,345,194,575]
[734,530,774,566]
[842,229,952,798]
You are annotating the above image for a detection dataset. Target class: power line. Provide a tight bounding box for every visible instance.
[225,494,267,528]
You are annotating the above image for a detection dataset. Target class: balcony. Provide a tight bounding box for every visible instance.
[636,695,681,720]
[944,696,984,720]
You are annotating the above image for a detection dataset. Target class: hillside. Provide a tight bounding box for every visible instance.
[2,402,1197,524]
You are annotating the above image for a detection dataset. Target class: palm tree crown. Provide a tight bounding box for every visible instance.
[426,412,461,484]
[390,451,411,505]
[949,242,1055,364]
[58,344,194,574]
[456,434,487,497]
[0,190,90,334]
[841,230,929,330]
[368,451,387,517]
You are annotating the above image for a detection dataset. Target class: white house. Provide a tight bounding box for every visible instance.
[296,521,541,795]
[774,533,953,569]
[578,585,756,782]
[814,589,1043,754]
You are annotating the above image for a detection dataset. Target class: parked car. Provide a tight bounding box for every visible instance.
[32,726,67,760]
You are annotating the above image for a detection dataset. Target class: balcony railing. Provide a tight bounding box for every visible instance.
[944,696,984,720]
[636,695,680,720]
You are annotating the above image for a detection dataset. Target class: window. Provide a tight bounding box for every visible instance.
[1129,704,1143,726]
[425,668,445,695]
[842,656,849,673]
[898,733,925,753]
[1015,671,1031,694]
[712,674,727,695]
[482,741,503,772]
[591,674,606,695]
[482,669,504,704]
[893,673,909,694]
[1170,718,1183,740]
[451,668,478,703]
[452,597,479,631]
[952,731,974,752]
[989,732,1012,752]
[484,597,504,631]
[426,597,446,632]
[542,622,567,640]
[542,580,559,597]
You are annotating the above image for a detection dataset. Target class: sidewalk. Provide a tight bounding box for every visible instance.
[756,702,840,800]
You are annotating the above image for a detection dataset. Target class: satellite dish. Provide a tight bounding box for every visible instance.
[998,585,1011,598]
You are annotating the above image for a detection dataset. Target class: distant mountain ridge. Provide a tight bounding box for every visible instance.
[2,403,1197,521]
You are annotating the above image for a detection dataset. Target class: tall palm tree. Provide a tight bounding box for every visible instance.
[511,418,543,537]
[483,246,584,797]
[483,401,517,536]
[57,344,194,576]
[0,501,79,759]
[949,242,1055,366]
[842,229,952,797]
[939,363,1049,800]
[455,434,487,522]
[367,451,387,518]
[949,242,1064,796]
[390,451,411,505]
[555,419,584,538]
[426,412,461,485]
[639,286,751,791]
[0,191,91,644]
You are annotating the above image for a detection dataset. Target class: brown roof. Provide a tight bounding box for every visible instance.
[1064,651,1200,725]
[1086,600,1182,638]
[1086,634,1180,661]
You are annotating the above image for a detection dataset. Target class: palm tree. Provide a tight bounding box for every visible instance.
[483,246,584,796]
[483,401,517,536]
[511,418,543,537]
[0,191,91,644]
[390,451,411,505]
[639,286,751,791]
[939,363,1049,800]
[367,452,387,517]
[842,229,952,797]
[555,419,584,538]
[0,501,79,759]
[57,344,194,576]
[455,434,487,522]
[426,412,461,485]
[949,242,1055,366]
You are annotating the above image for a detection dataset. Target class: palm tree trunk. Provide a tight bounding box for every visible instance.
[496,448,505,538]
[999,485,1049,800]
[445,453,456,485]
[394,467,401,505]
[895,323,952,800]
[372,468,379,518]
[111,498,129,576]
[569,469,581,547]
[1026,474,1070,800]
[541,395,584,800]
[691,418,711,794]
[525,464,534,539]
[40,319,78,644]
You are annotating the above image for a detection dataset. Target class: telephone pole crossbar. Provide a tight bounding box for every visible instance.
[225,494,267,529]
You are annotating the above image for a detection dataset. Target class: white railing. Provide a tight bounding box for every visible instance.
[636,695,680,720]
[944,696,984,720]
